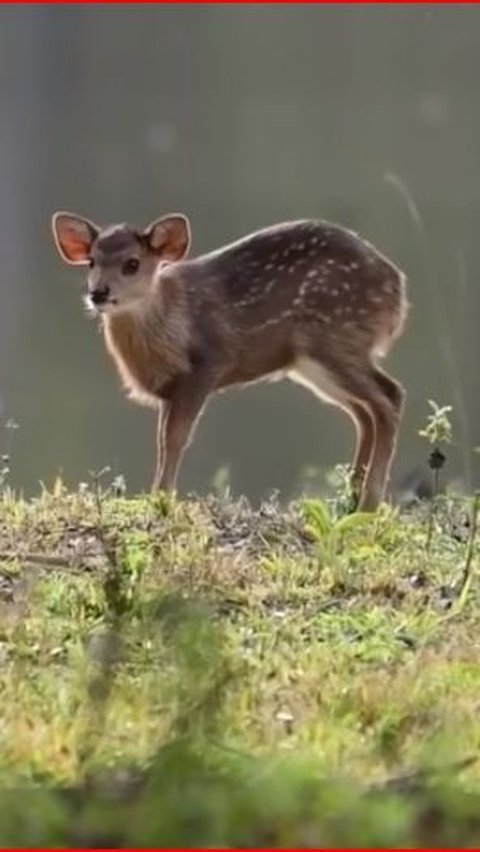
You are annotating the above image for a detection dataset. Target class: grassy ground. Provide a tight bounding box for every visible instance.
[0,476,480,845]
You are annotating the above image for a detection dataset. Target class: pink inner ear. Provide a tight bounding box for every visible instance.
[146,216,189,260]
[149,228,167,252]
[59,223,91,262]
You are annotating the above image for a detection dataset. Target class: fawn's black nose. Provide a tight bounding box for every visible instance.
[90,285,110,305]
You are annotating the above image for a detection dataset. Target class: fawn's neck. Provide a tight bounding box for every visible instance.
[102,296,190,404]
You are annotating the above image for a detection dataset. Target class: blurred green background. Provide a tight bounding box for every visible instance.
[0,4,478,500]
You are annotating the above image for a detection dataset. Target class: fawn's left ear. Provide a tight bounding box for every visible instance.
[51,212,99,265]
[144,214,191,262]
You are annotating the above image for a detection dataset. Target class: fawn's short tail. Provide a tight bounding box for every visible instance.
[374,270,409,359]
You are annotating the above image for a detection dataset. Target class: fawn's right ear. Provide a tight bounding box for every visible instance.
[51,212,99,265]
[143,214,191,262]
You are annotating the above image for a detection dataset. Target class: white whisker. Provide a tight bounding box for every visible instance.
[82,294,97,317]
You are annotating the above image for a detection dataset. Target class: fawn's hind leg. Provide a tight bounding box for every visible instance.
[358,366,405,511]
[292,355,404,511]
[290,358,376,505]
[338,364,404,511]
[348,401,376,503]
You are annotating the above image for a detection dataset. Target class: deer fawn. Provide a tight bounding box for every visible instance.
[51,212,407,511]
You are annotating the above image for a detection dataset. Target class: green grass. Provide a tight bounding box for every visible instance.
[0,481,480,846]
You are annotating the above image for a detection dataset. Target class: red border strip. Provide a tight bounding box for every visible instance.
[2,1,480,4]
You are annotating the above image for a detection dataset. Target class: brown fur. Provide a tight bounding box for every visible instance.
[52,213,408,510]
[103,293,190,405]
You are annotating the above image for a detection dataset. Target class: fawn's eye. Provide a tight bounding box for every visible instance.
[88,258,95,269]
[122,257,140,276]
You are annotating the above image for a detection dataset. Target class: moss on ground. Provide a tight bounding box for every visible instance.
[0,482,479,845]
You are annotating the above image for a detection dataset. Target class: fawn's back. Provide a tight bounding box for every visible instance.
[172,219,407,389]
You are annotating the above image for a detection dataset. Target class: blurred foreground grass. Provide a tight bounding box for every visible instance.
[0,482,480,846]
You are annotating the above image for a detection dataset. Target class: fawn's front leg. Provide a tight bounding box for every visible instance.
[152,373,214,493]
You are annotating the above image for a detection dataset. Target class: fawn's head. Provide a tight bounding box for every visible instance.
[51,212,191,314]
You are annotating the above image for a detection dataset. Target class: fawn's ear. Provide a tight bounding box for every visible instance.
[51,212,99,265]
[144,214,191,262]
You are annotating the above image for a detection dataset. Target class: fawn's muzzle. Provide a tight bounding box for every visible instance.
[90,285,110,305]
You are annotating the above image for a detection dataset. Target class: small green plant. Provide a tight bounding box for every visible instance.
[0,456,8,492]
[300,497,378,564]
[211,464,231,498]
[440,489,480,622]
[419,400,453,549]
[299,462,360,514]
[0,418,19,492]
[419,400,453,448]
[326,462,358,516]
